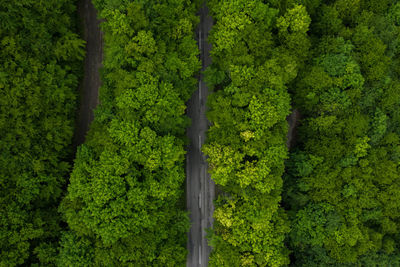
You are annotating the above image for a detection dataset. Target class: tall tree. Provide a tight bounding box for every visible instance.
[204,1,311,266]
[58,1,200,265]
[0,0,84,265]
[286,1,400,265]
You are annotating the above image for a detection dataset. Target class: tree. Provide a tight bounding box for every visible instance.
[0,1,84,265]
[204,1,311,265]
[59,0,200,265]
[286,1,400,265]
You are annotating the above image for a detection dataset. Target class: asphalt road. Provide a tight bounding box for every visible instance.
[286,109,300,149]
[73,0,103,146]
[186,4,215,267]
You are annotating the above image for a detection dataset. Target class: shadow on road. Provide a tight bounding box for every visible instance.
[73,0,103,147]
[186,3,215,267]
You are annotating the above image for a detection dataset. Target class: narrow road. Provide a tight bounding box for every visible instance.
[73,0,103,146]
[286,109,300,149]
[186,3,215,267]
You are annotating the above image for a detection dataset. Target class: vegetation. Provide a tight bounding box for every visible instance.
[285,0,400,265]
[58,0,200,265]
[3,0,400,266]
[203,1,310,266]
[0,1,84,266]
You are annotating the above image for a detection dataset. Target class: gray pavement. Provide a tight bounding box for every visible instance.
[73,0,103,146]
[286,109,300,149]
[186,3,215,267]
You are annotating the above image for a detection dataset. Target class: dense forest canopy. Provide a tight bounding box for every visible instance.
[203,0,310,265]
[285,0,400,265]
[0,0,84,265]
[2,0,400,266]
[58,0,200,265]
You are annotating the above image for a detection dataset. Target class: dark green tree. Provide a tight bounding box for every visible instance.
[286,1,400,265]
[0,1,84,265]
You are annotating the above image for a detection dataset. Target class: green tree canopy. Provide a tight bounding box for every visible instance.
[204,1,311,266]
[58,0,200,265]
[286,0,400,265]
[0,1,84,265]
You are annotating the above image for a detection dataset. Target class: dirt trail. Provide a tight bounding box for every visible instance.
[73,0,103,146]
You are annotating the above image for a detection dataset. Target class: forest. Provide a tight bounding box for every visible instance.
[285,0,400,265]
[203,0,400,265]
[0,0,84,265]
[1,0,400,266]
[58,0,200,265]
[203,0,310,265]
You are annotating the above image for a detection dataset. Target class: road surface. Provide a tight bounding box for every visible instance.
[73,0,103,146]
[286,109,300,149]
[186,3,215,267]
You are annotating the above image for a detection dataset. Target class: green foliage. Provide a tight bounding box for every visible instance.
[204,1,311,266]
[0,1,84,266]
[57,232,94,267]
[4,0,400,265]
[286,0,400,265]
[59,0,200,265]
